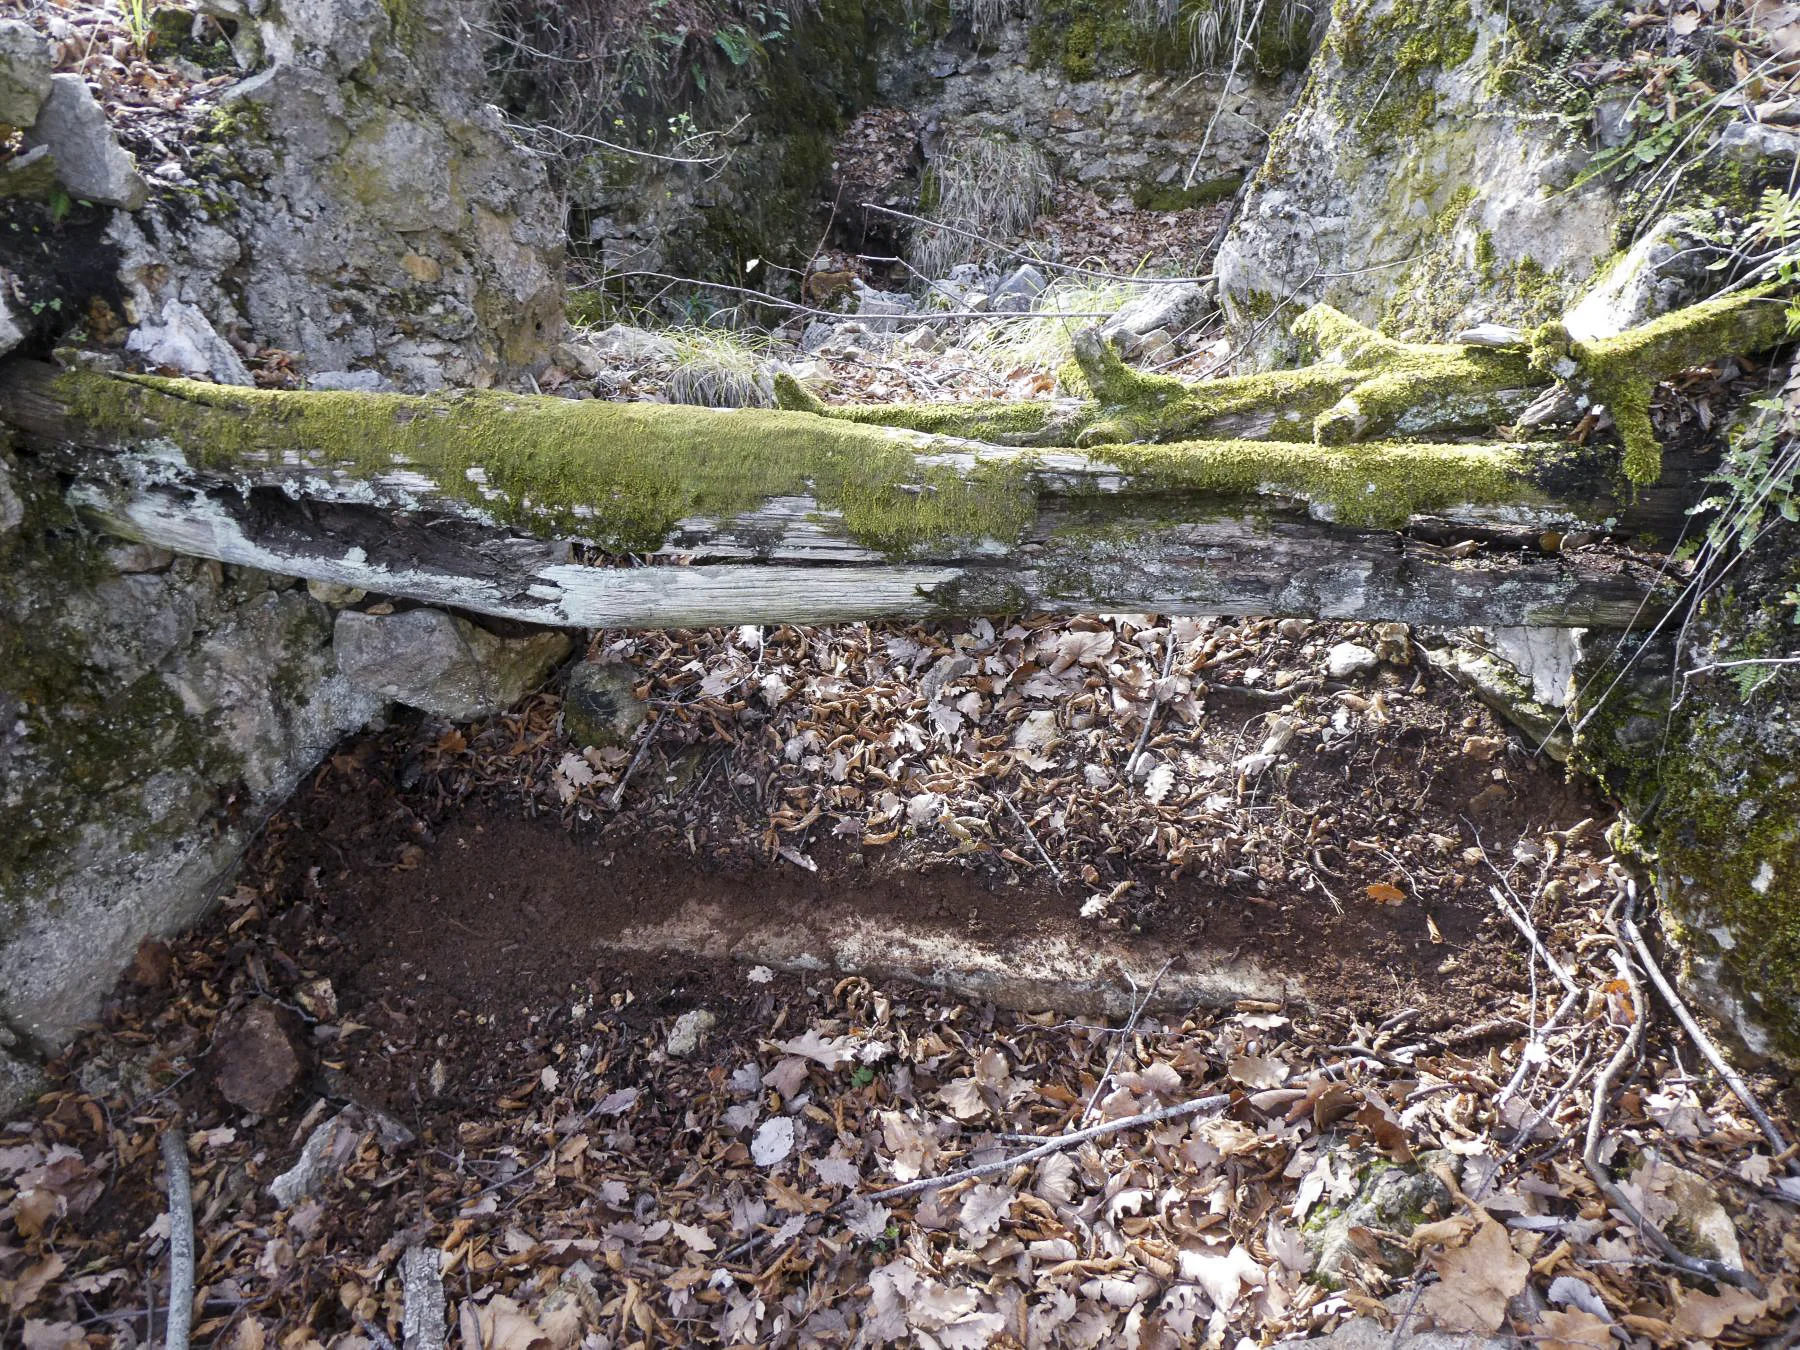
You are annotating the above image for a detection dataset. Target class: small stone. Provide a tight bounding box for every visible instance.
[124,298,254,385]
[307,369,394,392]
[105,542,176,573]
[306,578,367,606]
[0,21,53,131]
[334,608,573,720]
[1131,327,1176,365]
[1324,642,1379,679]
[666,1009,717,1058]
[1277,618,1309,641]
[562,660,648,750]
[269,1109,360,1207]
[991,263,1047,311]
[1373,622,1411,665]
[897,324,945,354]
[24,74,150,209]
[213,999,306,1114]
[294,977,337,1021]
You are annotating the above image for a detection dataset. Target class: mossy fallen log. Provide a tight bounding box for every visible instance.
[775,294,1791,490]
[0,361,1678,628]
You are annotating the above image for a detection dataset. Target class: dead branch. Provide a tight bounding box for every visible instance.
[1585,902,1761,1291]
[1623,900,1795,1169]
[160,1123,195,1350]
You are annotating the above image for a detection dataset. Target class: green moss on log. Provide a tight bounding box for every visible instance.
[57,373,1035,560]
[1096,436,1541,529]
[1530,287,1791,485]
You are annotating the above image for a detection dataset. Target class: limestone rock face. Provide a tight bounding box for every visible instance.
[23,74,150,209]
[0,20,52,131]
[1216,0,1618,363]
[105,0,564,391]
[0,449,383,1103]
[334,608,572,721]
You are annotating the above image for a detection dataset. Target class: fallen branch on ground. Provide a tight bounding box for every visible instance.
[1585,902,1761,1291]
[160,1123,195,1350]
[1623,898,1795,1169]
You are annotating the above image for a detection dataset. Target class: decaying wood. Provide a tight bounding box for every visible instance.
[3,287,1782,633]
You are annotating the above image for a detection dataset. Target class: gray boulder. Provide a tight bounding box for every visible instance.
[334,608,572,720]
[125,298,255,385]
[1102,281,1213,345]
[0,20,52,131]
[24,74,150,209]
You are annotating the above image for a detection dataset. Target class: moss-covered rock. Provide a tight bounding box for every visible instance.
[1218,0,1620,362]
[0,441,381,1090]
[1574,520,1800,1065]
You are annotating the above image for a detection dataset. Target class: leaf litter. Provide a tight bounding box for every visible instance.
[2,609,1797,1348]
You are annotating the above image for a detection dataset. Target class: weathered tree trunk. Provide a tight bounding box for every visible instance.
[1,357,1687,629]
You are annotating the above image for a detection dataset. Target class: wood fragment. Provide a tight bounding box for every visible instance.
[399,1246,447,1350]
[160,1123,195,1350]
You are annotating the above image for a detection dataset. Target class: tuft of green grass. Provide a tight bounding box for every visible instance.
[663,328,783,408]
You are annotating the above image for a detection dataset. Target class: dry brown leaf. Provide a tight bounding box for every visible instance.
[1537,1307,1614,1350]
[1365,881,1406,905]
[1418,1216,1529,1334]
[1671,1286,1768,1340]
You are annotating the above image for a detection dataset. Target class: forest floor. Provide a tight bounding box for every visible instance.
[5,616,1800,1349]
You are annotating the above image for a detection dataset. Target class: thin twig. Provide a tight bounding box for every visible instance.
[865,1090,1232,1206]
[1585,902,1760,1291]
[1125,636,1179,778]
[1623,898,1795,1168]
[1001,795,1062,883]
[608,715,664,811]
[728,1090,1231,1264]
[160,1124,195,1350]
[1080,959,1174,1126]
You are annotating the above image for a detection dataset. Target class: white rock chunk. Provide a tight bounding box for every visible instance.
[24,74,150,209]
[125,299,255,385]
[666,1009,717,1058]
[1324,642,1379,680]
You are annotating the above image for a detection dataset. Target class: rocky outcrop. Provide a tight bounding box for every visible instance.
[0,436,597,1112]
[3,0,563,391]
[0,443,383,1105]
[1217,0,1621,361]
